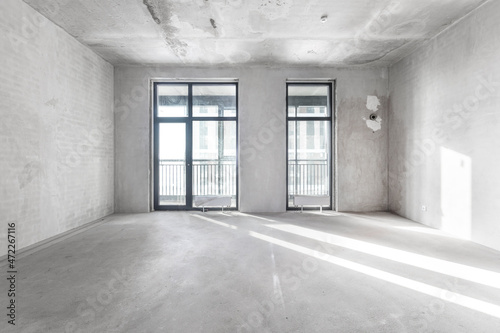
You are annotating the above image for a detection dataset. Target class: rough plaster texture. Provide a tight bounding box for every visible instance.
[388,0,500,251]
[114,66,388,213]
[22,0,487,67]
[0,0,114,256]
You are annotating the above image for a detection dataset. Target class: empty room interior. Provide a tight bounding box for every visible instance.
[2,0,500,332]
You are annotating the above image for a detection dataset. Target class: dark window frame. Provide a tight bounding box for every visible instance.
[286,82,334,211]
[153,82,239,211]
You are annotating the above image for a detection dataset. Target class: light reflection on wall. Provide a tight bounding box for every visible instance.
[441,147,472,239]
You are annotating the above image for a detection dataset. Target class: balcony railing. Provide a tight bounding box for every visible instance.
[159,160,186,196]
[288,160,329,196]
[159,159,236,197]
[193,160,236,196]
[159,159,328,202]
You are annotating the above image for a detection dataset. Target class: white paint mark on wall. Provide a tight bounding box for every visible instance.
[366,95,381,111]
[363,116,383,132]
[364,95,382,131]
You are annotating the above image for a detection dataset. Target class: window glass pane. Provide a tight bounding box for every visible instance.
[193,105,219,116]
[157,85,188,117]
[223,121,237,157]
[192,121,237,207]
[158,123,186,206]
[288,122,296,161]
[297,106,328,117]
[287,83,332,208]
[193,85,237,117]
[288,85,329,117]
[295,121,330,161]
[224,108,237,117]
[193,121,218,160]
[288,120,330,206]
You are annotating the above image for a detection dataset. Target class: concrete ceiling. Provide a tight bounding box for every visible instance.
[23,0,488,67]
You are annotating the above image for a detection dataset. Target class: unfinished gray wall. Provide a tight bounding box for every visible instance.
[115,66,388,213]
[0,0,114,257]
[389,1,500,250]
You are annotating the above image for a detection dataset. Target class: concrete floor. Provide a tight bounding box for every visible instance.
[4,211,500,332]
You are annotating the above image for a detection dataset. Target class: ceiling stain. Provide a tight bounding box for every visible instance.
[44,98,59,108]
[143,0,161,24]
[388,19,427,36]
[210,18,217,29]
[228,50,252,63]
[227,0,244,8]
[343,54,383,66]
[258,0,293,20]
[342,40,408,65]
[142,0,187,58]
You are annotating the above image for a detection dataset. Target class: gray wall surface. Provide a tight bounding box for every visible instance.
[389,1,500,251]
[0,0,114,256]
[115,66,388,213]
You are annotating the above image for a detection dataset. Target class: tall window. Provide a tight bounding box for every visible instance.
[154,82,238,210]
[287,83,333,209]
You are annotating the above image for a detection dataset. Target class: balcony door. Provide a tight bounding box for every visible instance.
[154,82,238,210]
[286,82,333,210]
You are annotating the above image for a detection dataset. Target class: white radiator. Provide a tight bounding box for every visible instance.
[194,196,232,212]
[293,195,330,212]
